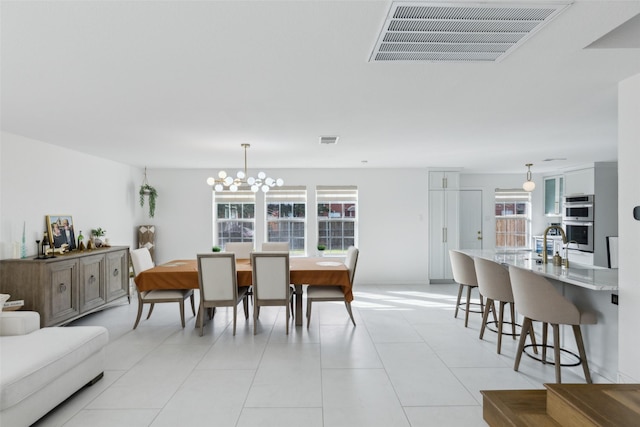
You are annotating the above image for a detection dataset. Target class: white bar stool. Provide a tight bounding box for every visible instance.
[509,265,597,383]
[449,250,484,327]
[474,257,534,354]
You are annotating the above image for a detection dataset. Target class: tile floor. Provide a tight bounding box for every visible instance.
[33,283,605,427]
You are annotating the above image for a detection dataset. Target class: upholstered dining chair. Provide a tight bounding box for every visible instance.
[251,251,293,335]
[196,253,249,336]
[509,265,597,383]
[224,242,253,259]
[475,257,525,354]
[261,242,290,251]
[306,246,359,329]
[130,248,195,329]
[261,241,294,311]
[449,250,484,327]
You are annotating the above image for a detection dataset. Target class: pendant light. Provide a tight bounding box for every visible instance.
[522,163,536,192]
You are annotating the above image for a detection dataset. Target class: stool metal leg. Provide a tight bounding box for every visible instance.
[464,285,472,327]
[573,325,592,384]
[552,323,561,383]
[514,317,532,372]
[479,298,494,340]
[454,284,464,319]
[497,301,505,354]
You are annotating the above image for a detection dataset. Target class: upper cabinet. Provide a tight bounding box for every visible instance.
[564,168,595,196]
[544,175,564,216]
[429,171,460,190]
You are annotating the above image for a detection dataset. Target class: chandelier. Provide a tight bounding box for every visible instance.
[522,163,536,192]
[206,144,284,193]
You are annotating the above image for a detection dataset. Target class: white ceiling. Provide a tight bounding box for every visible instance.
[2,0,639,173]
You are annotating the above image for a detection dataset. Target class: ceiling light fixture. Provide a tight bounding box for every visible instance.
[206,144,284,193]
[522,163,536,192]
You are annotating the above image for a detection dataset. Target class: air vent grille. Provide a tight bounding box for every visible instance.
[370,2,570,62]
[319,136,339,145]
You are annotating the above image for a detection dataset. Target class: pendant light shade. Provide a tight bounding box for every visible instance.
[522,163,536,192]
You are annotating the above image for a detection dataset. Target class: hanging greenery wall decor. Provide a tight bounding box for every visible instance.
[139,168,158,218]
[139,184,157,218]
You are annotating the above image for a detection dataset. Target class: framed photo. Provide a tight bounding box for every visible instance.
[46,215,77,250]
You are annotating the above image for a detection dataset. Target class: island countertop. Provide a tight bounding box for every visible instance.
[459,249,618,291]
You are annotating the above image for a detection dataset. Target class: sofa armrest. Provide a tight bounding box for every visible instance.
[0,311,41,336]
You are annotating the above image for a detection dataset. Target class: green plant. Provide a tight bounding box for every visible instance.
[91,228,106,237]
[317,244,326,251]
[139,184,158,218]
[212,246,221,252]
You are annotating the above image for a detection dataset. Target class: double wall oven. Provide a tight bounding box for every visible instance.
[562,195,594,252]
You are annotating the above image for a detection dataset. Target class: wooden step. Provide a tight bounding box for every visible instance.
[546,383,640,427]
[481,389,562,426]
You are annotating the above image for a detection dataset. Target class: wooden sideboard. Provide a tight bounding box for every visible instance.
[0,246,130,327]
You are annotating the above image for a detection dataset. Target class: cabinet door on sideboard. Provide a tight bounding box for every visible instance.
[105,249,129,302]
[79,253,106,313]
[46,259,80,326]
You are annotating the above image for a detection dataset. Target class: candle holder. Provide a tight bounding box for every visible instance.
[35,240,44,259]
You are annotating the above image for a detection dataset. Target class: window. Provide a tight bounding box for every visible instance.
[215,191,255,249]
[316,186,357,254]
[495,189,531,250]
[266,186,306,255]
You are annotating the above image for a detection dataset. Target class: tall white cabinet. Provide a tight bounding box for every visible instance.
[429,171,460,283]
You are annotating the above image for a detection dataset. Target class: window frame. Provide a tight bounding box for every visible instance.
[316,185,358,255]
[494,189,531,250]
[265,186,307,255]
[214,191,256,250]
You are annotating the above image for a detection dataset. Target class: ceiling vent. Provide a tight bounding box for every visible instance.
[319,136,339,145]
[369,2,571,62]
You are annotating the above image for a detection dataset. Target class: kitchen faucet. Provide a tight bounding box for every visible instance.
[542,225,568,266]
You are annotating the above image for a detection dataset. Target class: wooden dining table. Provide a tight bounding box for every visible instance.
[134,257,352,326]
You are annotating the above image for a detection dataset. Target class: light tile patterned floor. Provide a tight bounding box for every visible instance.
[33,283,601,427]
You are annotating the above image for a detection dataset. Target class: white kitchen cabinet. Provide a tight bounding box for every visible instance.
[429,175,460,282]
[429,171,459,190]
[544,175,564,216]
[564,168,595,196]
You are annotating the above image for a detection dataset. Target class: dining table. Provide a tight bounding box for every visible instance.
[134,257,352,326]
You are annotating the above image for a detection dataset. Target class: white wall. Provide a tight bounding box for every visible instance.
[617,73,640,383]
[0,132,141,258]
[460,173,546,250]
[146,167,430,286]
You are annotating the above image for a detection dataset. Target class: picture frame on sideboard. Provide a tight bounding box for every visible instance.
[46,215,76,250]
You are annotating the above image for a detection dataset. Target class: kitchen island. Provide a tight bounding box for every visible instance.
[458,248,619,382]
[459,249,618,291]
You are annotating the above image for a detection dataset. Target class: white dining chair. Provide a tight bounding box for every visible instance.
[196,253,249,336]
[306,246,359,328]
[224,242,253,259]
[251,251,293,335]
[261,242,290,251]
[130,248,195,329]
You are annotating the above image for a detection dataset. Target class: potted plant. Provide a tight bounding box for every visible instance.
[317,244,326,256]
[91,228,106,248]
[139,184,158,218]
[212,246,221,252]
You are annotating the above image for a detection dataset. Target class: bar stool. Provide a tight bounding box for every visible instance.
[474,257,523,354]
[449,250,484,327]
[509,265,597,383]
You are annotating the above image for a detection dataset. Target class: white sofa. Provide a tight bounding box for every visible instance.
[0,311,109,427]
